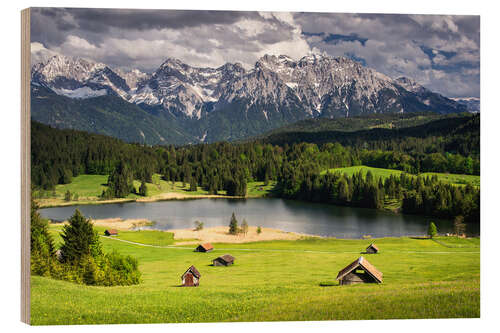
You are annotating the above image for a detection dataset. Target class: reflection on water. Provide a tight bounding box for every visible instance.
[40,198,478,238]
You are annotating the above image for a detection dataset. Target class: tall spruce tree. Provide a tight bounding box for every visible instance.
[139,180,148,196]
[60,209,102,263]
[229,212,239,235]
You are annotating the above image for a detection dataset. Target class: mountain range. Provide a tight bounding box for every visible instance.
[31,53,473,145]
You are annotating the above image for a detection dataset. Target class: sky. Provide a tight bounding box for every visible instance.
[30,8,480,98]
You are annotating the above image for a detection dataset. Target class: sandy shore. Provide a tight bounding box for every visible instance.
[166,225,319,244]
[91,218,153,230]
[53,217,152,230]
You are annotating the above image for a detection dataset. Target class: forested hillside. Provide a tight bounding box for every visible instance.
[31,113,479,222]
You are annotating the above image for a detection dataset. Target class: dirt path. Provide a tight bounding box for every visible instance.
[100,236,480,254]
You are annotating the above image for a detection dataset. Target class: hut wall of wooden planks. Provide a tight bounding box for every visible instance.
[212,254,235,266]
[181,265,201,287]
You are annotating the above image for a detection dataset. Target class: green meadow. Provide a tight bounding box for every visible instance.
[31,226,480,325]
[323,165,480,187]
[33,173,277,207]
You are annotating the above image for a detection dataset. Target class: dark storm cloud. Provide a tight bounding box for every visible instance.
[30,8,480,98]
[69,8,258,32]
[294,12,480,97]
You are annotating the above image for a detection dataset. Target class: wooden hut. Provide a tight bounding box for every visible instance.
[181,265,201,287]
[195,243,214,252]
[104,229,118,236]
[212,254,235,266]
[365,243,379,254]
[336,256,383,285]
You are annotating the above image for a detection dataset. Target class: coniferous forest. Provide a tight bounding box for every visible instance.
[31,113,480,223]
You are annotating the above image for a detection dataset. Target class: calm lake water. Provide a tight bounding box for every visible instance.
[39,198,478,238]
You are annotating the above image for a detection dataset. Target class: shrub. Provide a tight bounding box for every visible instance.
[194,220,204,231]
[241,219,249,235]
[257,226,262,235]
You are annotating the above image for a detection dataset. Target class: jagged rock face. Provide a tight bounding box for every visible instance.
[31,55,130,99]
[130,58,246,119]
[32,53,467,121]
[113,68,149,90]
[232,54,404,118]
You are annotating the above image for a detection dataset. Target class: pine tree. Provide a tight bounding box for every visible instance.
[228,212,239,235]
[189,177,197,192]
[139,181,148,196]
[453,215,466,236]
[30,198,55,275]
[64,190,72,201]
[427,222,437,238]
[60,209,103,263]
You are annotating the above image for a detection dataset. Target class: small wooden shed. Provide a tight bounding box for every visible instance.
[336,256,383,285]
[212,254,235,266]
[195,243,214,252]
[181,265,201,287]
[104,229,118,236]
[366,243,379,254]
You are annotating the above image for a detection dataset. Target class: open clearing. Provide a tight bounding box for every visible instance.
[34,173,277,208]
[31,226,480,325]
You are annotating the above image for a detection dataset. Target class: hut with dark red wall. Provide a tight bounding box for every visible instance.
[181,265,201,287]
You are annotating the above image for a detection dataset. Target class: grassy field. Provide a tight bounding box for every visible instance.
[323,165,480,187]
[31,226,480,325]
[34,174,277,207]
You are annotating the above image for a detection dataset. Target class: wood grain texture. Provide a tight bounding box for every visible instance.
[21,7,31,325]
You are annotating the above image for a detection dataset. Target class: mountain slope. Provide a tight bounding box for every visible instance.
[31,84,194,145]
[31,53,470,144]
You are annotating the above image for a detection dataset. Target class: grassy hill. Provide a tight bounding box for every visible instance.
[31,226,480,324]
[323,166,480,187]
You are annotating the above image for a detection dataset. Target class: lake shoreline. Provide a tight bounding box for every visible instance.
[36,192,253,208]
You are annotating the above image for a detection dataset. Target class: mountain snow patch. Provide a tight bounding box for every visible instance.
[52,87,107,99]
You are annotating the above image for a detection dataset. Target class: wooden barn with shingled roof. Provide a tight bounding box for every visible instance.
[336,256,383,285]
[366,243,379,254]
[212,254,235,266]
[181,265,201,287]
[104,229,118,236]
[195,243,214,252]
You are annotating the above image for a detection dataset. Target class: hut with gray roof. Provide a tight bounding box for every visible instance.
[336,256,383,285]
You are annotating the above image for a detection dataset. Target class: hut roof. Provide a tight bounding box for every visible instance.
[336,256,383,283]
[105,229,118,235]
[215,254,235,263]
[367,243,379,251]
[198,243,214,251]
[182,265,201,279]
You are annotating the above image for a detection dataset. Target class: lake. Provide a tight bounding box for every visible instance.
[39,198,478,238]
